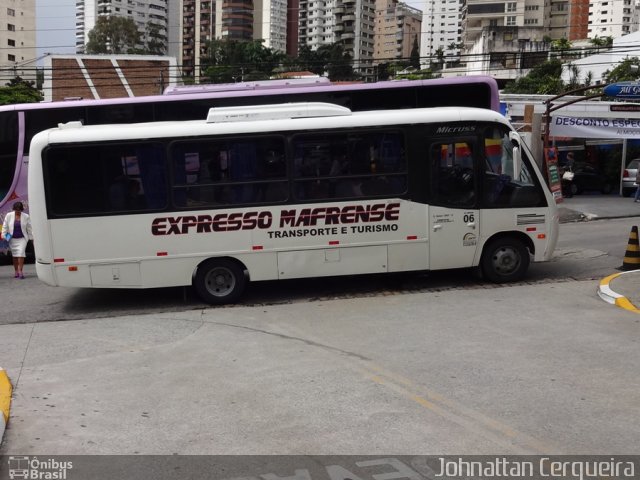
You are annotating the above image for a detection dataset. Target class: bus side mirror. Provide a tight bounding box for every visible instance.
[509,131,522,180]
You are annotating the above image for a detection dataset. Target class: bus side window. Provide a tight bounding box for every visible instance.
[136,145,167,210]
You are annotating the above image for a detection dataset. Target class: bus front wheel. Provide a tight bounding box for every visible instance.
[194,258,247,304]
[480,237,530,283]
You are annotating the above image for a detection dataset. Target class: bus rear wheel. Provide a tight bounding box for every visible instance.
[194,258,247,304]
[481,237,530,283]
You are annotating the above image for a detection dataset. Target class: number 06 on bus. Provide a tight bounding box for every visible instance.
[28,103,559,304]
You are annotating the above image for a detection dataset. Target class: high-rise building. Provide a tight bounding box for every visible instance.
[75,0,172,55]
[254,0,289,53]
[588,0,640,39]
[421,0,461,66]
[298,0,376,75]
[461,0,551,46]
[0,0,36,81]
[374,0,421,65]
[178,0,278,82]
[181,0,212,80]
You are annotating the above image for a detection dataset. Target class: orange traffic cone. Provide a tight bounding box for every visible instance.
[621,226,640,271]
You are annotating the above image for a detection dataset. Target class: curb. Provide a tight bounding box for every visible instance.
[597,272,640,313]
[0,367,11,445]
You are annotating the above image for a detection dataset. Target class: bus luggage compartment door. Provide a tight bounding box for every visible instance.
[90,262,142,287]
[277,245,387,279]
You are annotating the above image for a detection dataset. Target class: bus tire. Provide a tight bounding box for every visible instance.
[480,236,530,283]
[193,258,247,304]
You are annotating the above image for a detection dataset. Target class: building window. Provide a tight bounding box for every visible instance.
[8,39,15,46]
[506,2,516,12]
[7,8,15,16]
[506,16,516,26]
[8,54,15,61]
[7,24,15,31]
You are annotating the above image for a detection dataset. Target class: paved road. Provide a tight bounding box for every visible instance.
[1,279,638,455]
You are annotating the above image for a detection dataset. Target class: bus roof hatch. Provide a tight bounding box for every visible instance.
[206,102,352,123]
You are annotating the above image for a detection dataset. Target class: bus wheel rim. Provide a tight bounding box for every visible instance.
[492,246,520,276]
[204,266,236,297]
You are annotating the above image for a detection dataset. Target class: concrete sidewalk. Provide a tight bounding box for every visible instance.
[559,194,640,223]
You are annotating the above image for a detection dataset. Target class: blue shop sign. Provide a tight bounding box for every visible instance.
[604,82,640,98]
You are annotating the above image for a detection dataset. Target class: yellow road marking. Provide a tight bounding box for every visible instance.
[0,369,12,424]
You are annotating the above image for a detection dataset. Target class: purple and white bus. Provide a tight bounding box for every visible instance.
[0,75,499,258]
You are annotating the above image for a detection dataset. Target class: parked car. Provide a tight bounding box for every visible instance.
[622,159,640,197]
[566,164,613,195]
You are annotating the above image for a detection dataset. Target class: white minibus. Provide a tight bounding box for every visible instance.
[28,103,558,304]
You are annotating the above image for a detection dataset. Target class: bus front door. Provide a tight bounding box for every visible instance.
[428,139,480,270]
[429,205,479,270]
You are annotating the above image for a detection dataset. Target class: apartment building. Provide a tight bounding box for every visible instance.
[75,0,173,56]
[181,0,295,80]
[420,0,461,65]
[547,0,591,40]
[588,0,640,39]
[374,0,421,64]
[0,0,36,81]
[298,0,377,74]
[254,0,289,53]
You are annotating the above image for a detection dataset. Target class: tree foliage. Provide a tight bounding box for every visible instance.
[290,43,358,81]
[434,47,445,69]
[590,36,613,48]
[143,23,167,55]
[410,36,420,70]
[201,40,359,83]
[201,39,286,83]
[0,77,43,105]
[604,57,640,83]
[503,59,565,94]
[85,16,141,54]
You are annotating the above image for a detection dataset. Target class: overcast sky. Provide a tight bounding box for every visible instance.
[36,0,76,58]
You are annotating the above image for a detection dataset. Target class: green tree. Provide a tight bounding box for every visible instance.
[318,43,357,81]
[503,59,565,94]
[590,35,613,49]
[410,36,420,70]
[288,43,357,80]
[566,63,581,90]
[143,23,167,55]
[0,77,43,105]
[604,57,640,83]
[85,16,141,54]
[550,37,573,60]
[433,47,445,69]
[201,39,284,83]
[292,44,325,75]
